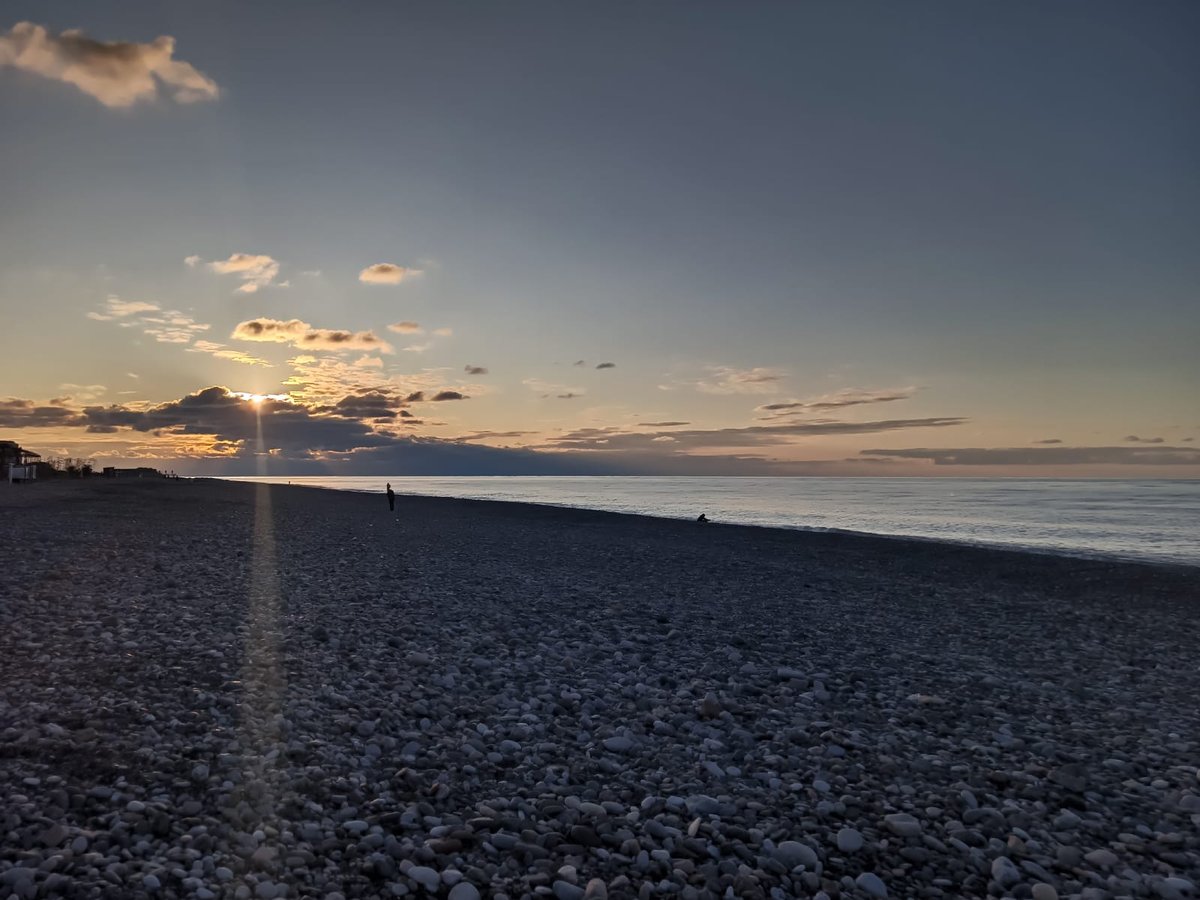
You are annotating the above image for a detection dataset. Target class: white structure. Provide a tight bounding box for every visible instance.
[1,440,40,482]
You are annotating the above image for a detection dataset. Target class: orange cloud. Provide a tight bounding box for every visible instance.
[232,318,392,354]
[359,263,420,285]
[0,22,218,108]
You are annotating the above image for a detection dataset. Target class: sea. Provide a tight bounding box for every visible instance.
[225,476,1200,567]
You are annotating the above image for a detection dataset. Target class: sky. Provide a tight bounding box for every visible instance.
[1,2,1197,476]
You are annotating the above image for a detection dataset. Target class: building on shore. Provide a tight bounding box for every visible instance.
[0,441,41,483]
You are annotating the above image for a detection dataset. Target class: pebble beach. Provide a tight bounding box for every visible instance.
[1,478,1198,900]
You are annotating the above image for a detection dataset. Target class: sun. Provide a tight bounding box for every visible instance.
[229,390,288,406]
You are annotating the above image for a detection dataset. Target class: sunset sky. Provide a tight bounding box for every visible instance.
[2,2,1197,476]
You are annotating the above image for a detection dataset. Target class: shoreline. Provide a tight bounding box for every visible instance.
[214,477,1200,575]
[2,479,1198,899]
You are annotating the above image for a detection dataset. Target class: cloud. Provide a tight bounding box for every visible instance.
[187,340,272,367]
[132,309,211,344]
[90,298,211,346]
[194,253,281,293]
[27,385,592,475]
[756,387,915,415]
[86,295,160,321]
[1033,438,1063,444]
[433,327,453,337]
[0,397,82,428]
[542,417,967,452]
[78,386,400,455]
[232,318,392,353]
[557,393,581,400]
[359,263,420,285]
[430,391,466,402]
[453,430,535,442]
[326,391,402,421]
[57,384,107,402]
[1123,435,1165,444]
[573,360,586,367]
[354,355,384,369]
[127,372,140,379]
[639,421,690,427]
[861,446,1200,466]
[387,321,423,334]
[595,362,616,369]
[696,366,787,395]
[0,22,219,108]
[523,378,585,399]
[402,342,433,353]
[464,365,488,375]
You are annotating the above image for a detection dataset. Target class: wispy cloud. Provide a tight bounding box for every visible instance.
[0,22,219,108]
[190,253,281,294]
[232,318,392,353]
[387,321,423,334]
[57,383,107,402]
[464,365,488,375]
[523,378,585,399]
[756,387,915,416]
[431,391,467,402]
[359,263,421,285]
[542,417,967,452]
[86,295,160,320]
[138,310,211,344]
[188,339,272,367]
[89,297,210,345]
[695,366,787,395]
[863,446,1200,466]
[1123,435,1165,444]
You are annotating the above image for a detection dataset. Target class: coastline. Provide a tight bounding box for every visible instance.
[221,476,1200,576]
[219,475,1200,570]
[1,479,1198,899]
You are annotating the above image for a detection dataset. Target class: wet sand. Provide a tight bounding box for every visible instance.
[1,479,1197,899]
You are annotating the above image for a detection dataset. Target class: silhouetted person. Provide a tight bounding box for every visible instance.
[696,513,709,524]
[386,482,395,512]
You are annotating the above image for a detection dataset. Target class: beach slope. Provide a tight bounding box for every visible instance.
[1,479,1197,899]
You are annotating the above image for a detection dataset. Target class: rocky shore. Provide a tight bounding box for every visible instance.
[1,479,1197,900]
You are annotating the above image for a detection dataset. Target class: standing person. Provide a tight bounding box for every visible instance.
[386,482,395,512]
